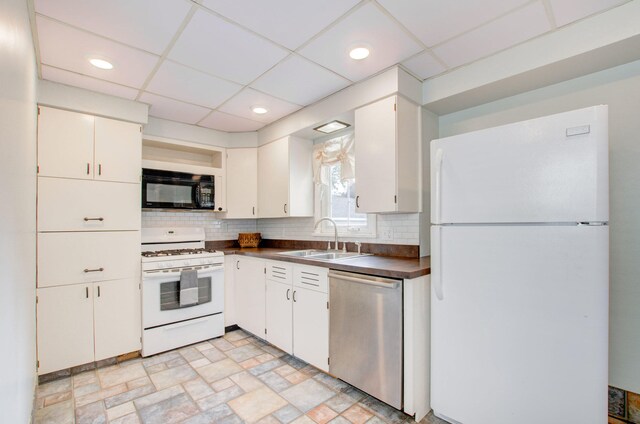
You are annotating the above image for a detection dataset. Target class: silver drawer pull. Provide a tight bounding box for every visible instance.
[84,217,104,222]
[84,267,104,273]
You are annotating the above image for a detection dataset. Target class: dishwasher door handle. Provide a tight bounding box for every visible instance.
[328,271,399,289]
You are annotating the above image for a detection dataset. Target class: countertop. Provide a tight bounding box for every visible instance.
[218,247,431,280]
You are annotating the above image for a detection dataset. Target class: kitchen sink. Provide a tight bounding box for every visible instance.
[278,250,371,261]
[278,249,326,257]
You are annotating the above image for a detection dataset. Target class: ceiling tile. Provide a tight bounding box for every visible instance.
[401,52,447,80]
[36,16,160,88]
[168,9,289,85]
[34,0,192,55]
[41,66,139,99]
[139,92,211,125]
[202,0,360,50]
[297,3,423,82]
[199,111,265,132]
[377,0,530,47]
[251,55,351,105]
[432,2,551,69]
[218,88,302,123]
[549,0,628,27]
[146,60,242,109]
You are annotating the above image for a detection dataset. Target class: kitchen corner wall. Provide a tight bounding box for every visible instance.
[141,212,419,245]
[0,0,38,422]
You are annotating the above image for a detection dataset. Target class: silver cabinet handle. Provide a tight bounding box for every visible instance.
[252,206,255,216]
[85,287,89,298]
[284,203,287,214]
[286,289,290,300]
[86,163,90,175]
[292,290,296,302]
[84,267,104,273]
[236,260,240,270]
[356,196,360,208]
[84,217,104,222]
[97,286,101,297]
[98,164,102,176]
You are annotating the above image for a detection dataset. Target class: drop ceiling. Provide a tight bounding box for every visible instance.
[33,0,630,132]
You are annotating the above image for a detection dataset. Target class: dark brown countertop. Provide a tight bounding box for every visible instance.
[217,247,431,280]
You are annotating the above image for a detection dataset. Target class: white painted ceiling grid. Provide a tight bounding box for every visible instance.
[33,0,631,132]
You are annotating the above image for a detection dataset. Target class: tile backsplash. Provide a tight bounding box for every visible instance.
[141,212,419,245]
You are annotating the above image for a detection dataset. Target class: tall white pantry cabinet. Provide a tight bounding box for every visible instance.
[36,106,142,375]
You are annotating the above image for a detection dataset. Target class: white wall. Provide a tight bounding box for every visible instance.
[437,59,640,394]
[0,0,38,422]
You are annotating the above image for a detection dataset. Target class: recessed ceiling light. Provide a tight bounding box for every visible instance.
[89,58,114,70]
[314,120,350,134]
[251,106,268,114]
[349,47,370,60]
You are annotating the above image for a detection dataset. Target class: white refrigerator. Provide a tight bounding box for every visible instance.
[430,106,609,424]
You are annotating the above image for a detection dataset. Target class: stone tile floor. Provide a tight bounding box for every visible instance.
[35,329,447,424]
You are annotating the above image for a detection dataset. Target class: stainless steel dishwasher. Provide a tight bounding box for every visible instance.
[329,270,403,409]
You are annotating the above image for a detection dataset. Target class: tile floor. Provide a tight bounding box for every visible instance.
[35,329,447,424]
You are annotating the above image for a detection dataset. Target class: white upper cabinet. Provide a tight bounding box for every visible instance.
[258,136,313,218]
[226,148,258,219]
[94,117,142,184]
[355,95,421,213]
[38,106,141,184]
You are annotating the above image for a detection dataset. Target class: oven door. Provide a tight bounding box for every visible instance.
[142,264,224,329]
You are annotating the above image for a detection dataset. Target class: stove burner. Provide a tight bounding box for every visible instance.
[141,248,218,257]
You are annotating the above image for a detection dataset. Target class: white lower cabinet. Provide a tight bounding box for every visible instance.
[293,286,328,372]
[36,278,141,375]
[234,256,266,338]
[93,278,141,361]
[36,284,95,374]
[264,262,329,372]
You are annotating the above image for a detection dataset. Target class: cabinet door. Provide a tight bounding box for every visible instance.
[226,148,258,219]
[258,138,289,218]
[293,287,329,372]
[38,177,141,231]
[266,280,293,354]
[37,285,94,374]
[37,107,95,180]
[224,255,237,327]
[93,278,141,361]
[235,257,266,338]
[95,117,141,184]
[355,96,398,213]
[37,231,140,288]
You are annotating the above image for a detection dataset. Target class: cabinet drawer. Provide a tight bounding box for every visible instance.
[38,177,140,231]
[38,232,141,288]
[266,261,292,284]
[294,265,328,293]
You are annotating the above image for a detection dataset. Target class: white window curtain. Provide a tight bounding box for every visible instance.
[312,133,355,186]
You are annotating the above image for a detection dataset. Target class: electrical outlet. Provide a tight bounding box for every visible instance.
[381,228,393,240]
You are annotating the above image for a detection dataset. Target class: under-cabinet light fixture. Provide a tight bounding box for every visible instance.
[313,120,350,134]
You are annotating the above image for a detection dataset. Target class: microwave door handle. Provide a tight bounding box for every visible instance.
[194,184,201,208]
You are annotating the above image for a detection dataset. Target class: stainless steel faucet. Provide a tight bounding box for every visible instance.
[314,217,338,250]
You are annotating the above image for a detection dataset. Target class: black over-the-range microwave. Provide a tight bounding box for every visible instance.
[142,168,220,210]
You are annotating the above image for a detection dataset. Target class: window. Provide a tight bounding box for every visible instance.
[314,136,376,237]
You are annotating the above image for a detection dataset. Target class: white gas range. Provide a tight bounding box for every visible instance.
[141,227,224,357]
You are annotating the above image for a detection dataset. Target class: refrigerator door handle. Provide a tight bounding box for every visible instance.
[432,225,443,300]
[434,148,444,223]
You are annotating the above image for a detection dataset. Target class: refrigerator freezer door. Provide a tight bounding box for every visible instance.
[431,106,608,224]
[431,224,608,424]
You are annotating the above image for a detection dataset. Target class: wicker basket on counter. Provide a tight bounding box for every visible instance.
[238,232,261,248]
